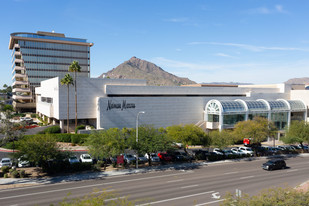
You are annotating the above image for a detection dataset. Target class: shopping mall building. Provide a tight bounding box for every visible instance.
[35,77,309,132]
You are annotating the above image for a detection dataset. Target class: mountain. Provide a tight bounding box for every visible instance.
[285,77,309,85]
[99,56,196,86]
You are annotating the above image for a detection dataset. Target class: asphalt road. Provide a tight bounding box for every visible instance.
[0,155,308,206]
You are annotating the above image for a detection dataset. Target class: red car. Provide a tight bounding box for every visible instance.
[157,152,172,161]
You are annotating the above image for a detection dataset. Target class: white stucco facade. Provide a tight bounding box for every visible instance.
[35,77,308,131]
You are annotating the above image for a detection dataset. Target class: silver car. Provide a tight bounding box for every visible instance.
[0,158,12,168]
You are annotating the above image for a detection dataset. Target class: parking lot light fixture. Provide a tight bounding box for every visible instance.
[136,111,145,169]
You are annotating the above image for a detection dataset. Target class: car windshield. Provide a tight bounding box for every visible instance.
[70,157,78,160]
[83,156,91,159]
[2,160,10,163]
[126,155,134,158]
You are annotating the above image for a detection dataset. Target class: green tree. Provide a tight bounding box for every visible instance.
[15,135,66,172]
[68,60,81,130]
[0,110,25,163]
[129,125,174,166]
[87,128,125,169]
[222,187,309,206]
[233,117,277,145]
[282,120,309,149]
[209,130,233,149]
[60,73,74,133]
[166,124,209,153]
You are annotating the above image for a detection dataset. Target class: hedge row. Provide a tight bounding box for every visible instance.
[24,133,89,144]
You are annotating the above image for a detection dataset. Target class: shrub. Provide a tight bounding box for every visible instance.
[3,173,8,178]
[11,170,19,178]
[1,166,10,174]
[19,170,26,178]
[75,125,85,134]
[54,133,72,142]
[44,126,61,134]
[92,163,101,172]
[71,134,89,144]
[112,161,117,168]
[30,113,38,118]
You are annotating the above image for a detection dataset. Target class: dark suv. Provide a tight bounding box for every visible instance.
[262,159,286,171]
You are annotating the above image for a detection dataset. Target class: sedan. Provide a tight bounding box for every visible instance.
[68,156,79,164]
[80,154,93,163]
[262,159,286,171]
[145,153,160,162]
[0,158,12,168]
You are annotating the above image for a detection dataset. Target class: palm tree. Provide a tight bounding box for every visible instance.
[68,61,81,130]
[60,73,74,133]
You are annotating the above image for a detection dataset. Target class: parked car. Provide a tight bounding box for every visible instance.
[191,149,210,160]
[144,153,160,162]
[239,147,254,156]
[169,151,185,161]
[262,159,286,171]
[133,154,148,163]
[123,154,136,164]
[80,154,93,163]
[222,149,235,157]
[231,148,246,156]
[212,148,224,155]
[157,152,172,162]
[0,158,12,168]
[68,155,79,164]
[17,157,30,168]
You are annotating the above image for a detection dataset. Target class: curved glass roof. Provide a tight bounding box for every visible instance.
[287,100,306,111]
[220,101,245,113]
[245,100,268,112]
[205,99,306,114]
[268,100,289,111]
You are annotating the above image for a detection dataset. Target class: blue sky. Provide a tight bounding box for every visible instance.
[1,0,309,87]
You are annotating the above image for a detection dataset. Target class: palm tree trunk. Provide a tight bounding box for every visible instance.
[74,71,77,130]
[67,85,70,133]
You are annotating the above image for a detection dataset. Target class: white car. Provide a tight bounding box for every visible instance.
[0,158,12,168]
[80,154,93,163]
[231,148,246,156]
[18,157,30,168]
[213,148,224,155]
[145,153,160,162]
[238,147,254,156]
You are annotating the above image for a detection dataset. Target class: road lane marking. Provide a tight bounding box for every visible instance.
[194,199,225,205]
[287,169,299,173]
[136,190,214,206]
[105,196,125,202]
[239,175,254,180]
[0,172,190,200]
[167,179,184,183]
[224,172,238,175]
[211,192,220,199]
[93,189,115,194]
[180,184,199,189]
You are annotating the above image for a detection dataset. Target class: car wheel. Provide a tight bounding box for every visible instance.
[268,167,272,171]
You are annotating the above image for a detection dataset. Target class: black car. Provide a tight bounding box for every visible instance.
[262,159,286,171]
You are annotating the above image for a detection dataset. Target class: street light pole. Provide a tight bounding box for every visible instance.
[136,111,145,169]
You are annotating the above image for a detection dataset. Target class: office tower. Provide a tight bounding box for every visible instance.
[9,31,93,112]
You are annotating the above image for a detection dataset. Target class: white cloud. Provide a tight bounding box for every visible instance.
[215,53,234,58]
[247,5,288,15]
[164,17,188,23]
[188,42,309,52]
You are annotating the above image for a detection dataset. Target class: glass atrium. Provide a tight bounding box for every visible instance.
[205,99,307,131]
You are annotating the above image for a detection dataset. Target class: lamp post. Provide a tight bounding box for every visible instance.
[136,111,145,169]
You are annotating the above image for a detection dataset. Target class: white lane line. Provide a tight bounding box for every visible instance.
[194,199,225,205]
[136,191,215,206]
[181,184,199,189]
[0,172,190,200]
[287,169,299,173]
[167,179,184,183]
[239,175,254,180]
[224,172,238,175]
[105,196,125,202]
[93,189,115,194]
